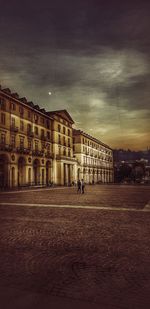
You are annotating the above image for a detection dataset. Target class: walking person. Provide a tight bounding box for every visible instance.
[81,179,85,194]
[77,179,81,193]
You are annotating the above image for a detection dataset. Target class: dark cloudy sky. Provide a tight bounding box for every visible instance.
[0,0,150,150]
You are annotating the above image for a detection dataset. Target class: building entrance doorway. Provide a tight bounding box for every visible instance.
[18,157,26,186]
[33,159,40,185]
[0,154,9,189]
[46,161,51,185]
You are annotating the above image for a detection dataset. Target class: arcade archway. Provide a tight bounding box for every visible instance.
[18,157,26,186]
[46,161,52,185]
[0,154,9,189]
[33,159,40,185]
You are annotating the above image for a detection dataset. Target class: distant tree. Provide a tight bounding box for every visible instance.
[119,163,132,181]
[132,162,145,182]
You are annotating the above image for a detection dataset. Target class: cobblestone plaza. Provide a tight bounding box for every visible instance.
[0,185,150,309]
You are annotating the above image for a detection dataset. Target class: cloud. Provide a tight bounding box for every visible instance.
[0,0,150,150]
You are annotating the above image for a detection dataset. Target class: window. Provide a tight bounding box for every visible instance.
[27,123,32,133]
[63,126,66,134]
[63,136,66,146]
[10,102,16,111]
[0,98,6,110]
[11,135,16,148]
[20,120,24,131]
[11,117,15,127]
[68,129,70,136]
[68,149,71,157]
[34,126,38,136]
[34,114,38,123]
[19,106,24,115]
[28,110,31,119]
[47,120,50,129]
[47,131,50,140]
[1,133,6,144]
[58,134,61,144]
[68,138,71,147]
[41,129,44,138]
[20,137,24,149]
[58,146,61,155]
[58,124,61,132]
[40,117,44,125]
[1,113,6,125]
[63,148,66,156]
[28,139,32,150]
[35,141,38,150]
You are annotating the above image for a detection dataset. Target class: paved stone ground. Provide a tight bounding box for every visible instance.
[0,185,150,309]
[0,184,150,208]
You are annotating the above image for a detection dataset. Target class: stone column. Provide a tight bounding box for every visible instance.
[65,164,69,185]
[60,162,64,185]
[69,164,73,185]
[102,170,104,183]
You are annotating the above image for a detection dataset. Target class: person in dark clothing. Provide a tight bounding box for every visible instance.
[77,179,81,193]
[81,179,85,194]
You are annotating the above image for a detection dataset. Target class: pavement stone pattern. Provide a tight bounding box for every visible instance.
[0,185,150,309]
[0,184,150,209]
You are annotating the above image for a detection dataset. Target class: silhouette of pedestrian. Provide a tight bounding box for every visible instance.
[77,179,81,193]
[81,179,85,194]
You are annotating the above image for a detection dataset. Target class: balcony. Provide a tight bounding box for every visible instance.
[45,151,53,159]
[32,150,44,157]
[27,131,34,137]
[16,147,31,154]
[10,125,19,132]
[41,135,47,141]
[83,163,88,167]
[0,143,13,152]
[46,136,51,142]
[56,154,77,162]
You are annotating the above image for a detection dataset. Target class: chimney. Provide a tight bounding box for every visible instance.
[12,93,19,99]
[20,97,27,103]
[3,88,11,94]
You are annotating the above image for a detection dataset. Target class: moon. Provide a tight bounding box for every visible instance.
[48,92,52,95]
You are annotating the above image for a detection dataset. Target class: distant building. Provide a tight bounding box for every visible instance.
[0,86,113,188]
[47,110,77,185]
[73,129,113,183]
[113,149,150,184]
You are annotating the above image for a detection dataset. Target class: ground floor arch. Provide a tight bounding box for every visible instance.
[0,154,9,189]
[33,159,40,185]
[46,160,52,185]
[18,157,26,186]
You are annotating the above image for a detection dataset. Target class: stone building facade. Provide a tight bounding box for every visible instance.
[0,87,53,188]
[47,110,77,185]
[0,86,113,188]
[73,129,113,184]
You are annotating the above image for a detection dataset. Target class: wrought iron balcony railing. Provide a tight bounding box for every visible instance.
[10,125,19,132]
[0,143,13,151]
[27,131,34,137]
[32,150,44,157]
